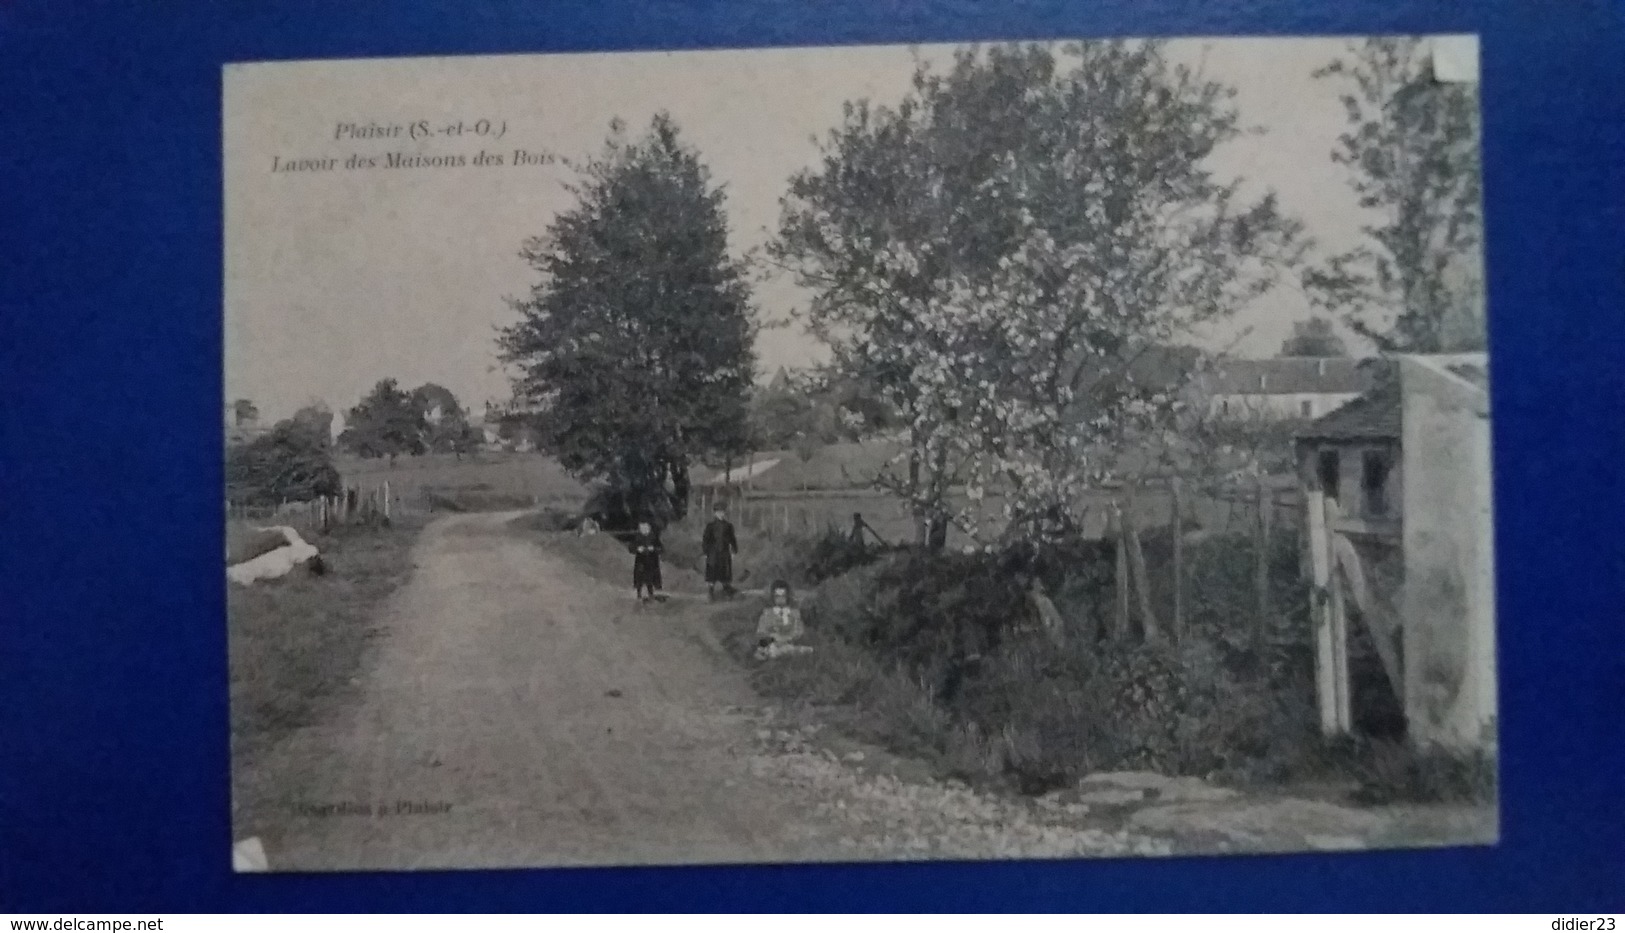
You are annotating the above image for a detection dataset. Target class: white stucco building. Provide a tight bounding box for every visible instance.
[1293,353,1496,752]
[1205,357,1376,421]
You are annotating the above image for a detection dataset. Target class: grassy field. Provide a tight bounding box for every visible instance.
[691,440,907,490]
[338,451,589,512]
[337,448,1295,549]
[700,484,1297,553]
[228,518,425,770]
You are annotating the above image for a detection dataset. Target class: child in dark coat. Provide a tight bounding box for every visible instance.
[701,504,738,600]
[630,520,664,602]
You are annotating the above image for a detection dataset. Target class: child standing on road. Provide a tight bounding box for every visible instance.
[755,580,810,660]
[631,520,664,603]
[702,504,738,601]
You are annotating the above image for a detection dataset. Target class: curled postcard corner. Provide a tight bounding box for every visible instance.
[232,836,268,872]
[1432,35,1479,83]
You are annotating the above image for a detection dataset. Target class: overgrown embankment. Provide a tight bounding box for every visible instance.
[228,517,425,769]
[710,526,1495,806]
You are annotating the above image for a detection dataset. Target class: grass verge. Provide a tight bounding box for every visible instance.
[226,522,291,565]
[228,517,425,770]
[705,578,985,785]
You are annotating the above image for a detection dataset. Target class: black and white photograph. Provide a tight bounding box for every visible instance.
[224,35,1497,872]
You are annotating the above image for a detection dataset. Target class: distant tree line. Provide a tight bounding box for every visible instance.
[336,379,480,462]
[746,368,904,458]
[226,380,486,506]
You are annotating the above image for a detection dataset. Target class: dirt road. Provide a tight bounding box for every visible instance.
[232,512,1493,871]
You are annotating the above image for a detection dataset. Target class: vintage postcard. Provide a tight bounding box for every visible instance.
[224,36,1496,872]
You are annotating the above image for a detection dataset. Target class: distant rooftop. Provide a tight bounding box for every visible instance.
[1295,380,1403,441]
[1293,353,1488,442]
[1207,357,1376,396]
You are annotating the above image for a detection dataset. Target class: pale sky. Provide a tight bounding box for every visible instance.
[223,37,1442,424]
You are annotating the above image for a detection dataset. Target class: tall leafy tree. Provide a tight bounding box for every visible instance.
[1279,317,1349,357]
[499,113,756,524]
[411,383,476,458]
[289,400,334,447]
[226,417,341,506]
[774,42,1302,546]
[338,378,425,463]
[1302,37,1485,352]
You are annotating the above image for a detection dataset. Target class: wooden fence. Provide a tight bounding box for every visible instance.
[1104,476,1298,648]
[225,480,404,535]
[697,474,1304,650]
[692,485,858,541]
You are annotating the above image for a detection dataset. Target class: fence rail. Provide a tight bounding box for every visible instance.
[226,480,406,535]
[698,475,1307,649]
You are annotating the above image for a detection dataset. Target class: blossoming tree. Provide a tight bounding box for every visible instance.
[774,41,1303,547]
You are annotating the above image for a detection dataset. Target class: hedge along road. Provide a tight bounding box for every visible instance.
[233,510,1479,871]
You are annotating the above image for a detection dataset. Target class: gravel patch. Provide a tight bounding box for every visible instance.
[748,728,1174,860]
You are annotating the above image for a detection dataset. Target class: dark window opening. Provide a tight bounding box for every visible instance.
[1362,449,1392,517]
[1317,449,1340,500]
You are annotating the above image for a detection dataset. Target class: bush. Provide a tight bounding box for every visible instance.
[779,538,1330,794]
[227,420,341,506]
[802,526,893,584]
[1347,739,1498,805]
[858,549,1025,683]
[802,559,887,634]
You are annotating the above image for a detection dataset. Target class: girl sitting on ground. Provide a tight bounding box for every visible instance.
[755,580,811,660]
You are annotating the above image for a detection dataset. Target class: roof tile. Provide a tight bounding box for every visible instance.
[1295,381,1403,441]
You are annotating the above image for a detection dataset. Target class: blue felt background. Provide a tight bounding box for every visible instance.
[2,0,1622,913]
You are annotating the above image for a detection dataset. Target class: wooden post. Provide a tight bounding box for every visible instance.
[783,501,791,536]
[1326,497,1353,733]
[1307,489,1353,736]
[1170,477,1184,640]
[1124,483,1161,643]
[1255,477,1272,649]
[1111,501,1130,642]
[1307,488,1335,735]
[383,480,391,520]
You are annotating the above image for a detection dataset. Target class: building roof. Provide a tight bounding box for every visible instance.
[1295,380,1403,441]
[1207,357,1376,395]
